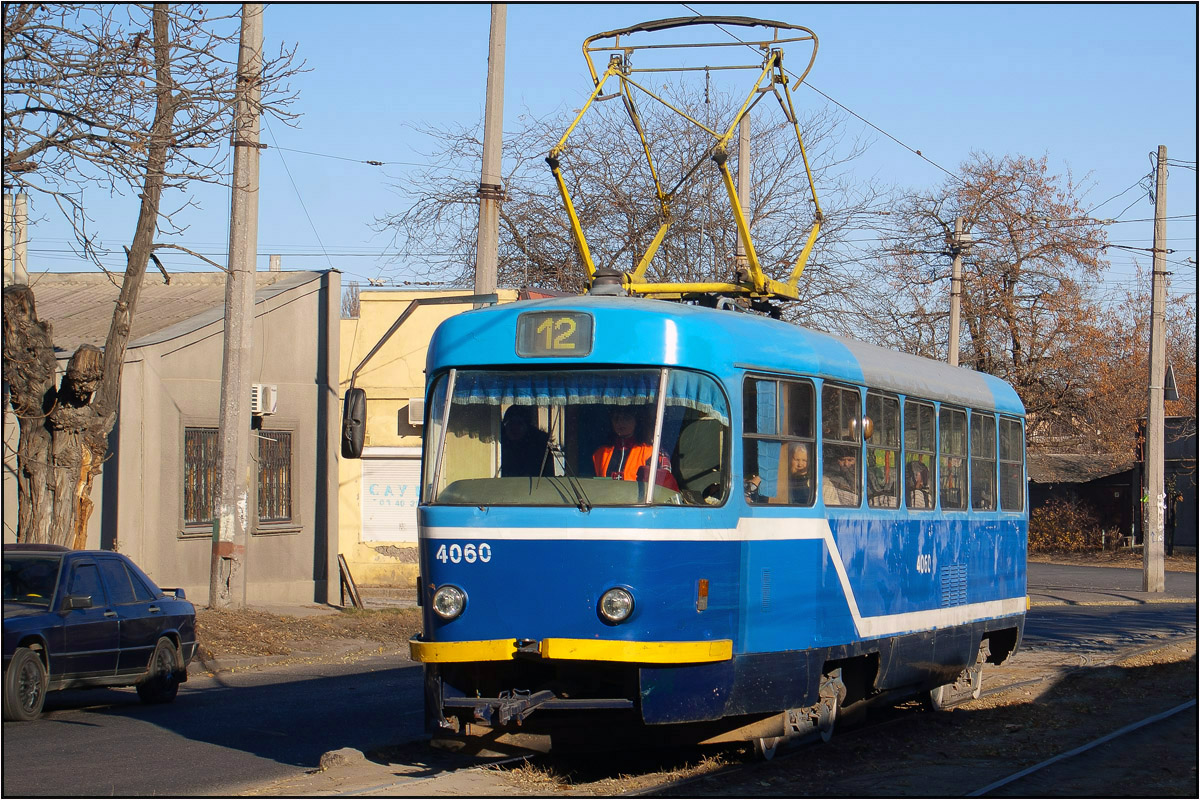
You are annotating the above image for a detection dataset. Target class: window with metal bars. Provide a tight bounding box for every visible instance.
[257,430,293,523]
[183,428,220,526]
[183,427,293,527]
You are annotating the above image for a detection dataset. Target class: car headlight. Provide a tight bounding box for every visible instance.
[432,585,466,620]
[598,587,634,624]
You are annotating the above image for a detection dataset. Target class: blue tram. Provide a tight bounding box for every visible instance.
[408,295,1027,754]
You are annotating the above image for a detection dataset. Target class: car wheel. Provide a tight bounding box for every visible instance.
[3,646,48,721]
[136,637,182,705]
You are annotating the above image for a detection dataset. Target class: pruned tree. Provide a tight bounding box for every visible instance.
[374,84,892,332]
[2,3,300,546]
[873,153,1113,449]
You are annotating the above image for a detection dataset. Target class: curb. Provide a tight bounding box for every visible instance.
[1030,594,1195,608]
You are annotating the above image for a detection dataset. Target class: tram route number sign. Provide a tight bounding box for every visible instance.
[516,311,593,357]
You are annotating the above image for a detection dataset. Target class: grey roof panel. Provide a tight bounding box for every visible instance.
[22,270,325,355]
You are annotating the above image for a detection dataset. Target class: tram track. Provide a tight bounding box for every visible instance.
[965,698,1197,797]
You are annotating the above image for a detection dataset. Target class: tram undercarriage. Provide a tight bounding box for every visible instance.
[424,618,1024,754]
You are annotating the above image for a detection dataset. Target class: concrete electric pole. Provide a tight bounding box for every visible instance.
[210,3,263,609]
[948,217,964,367]
[475,3,506,304]
[1143,144,1168,593]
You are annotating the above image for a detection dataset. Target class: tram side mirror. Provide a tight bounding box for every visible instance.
[342,387,367,459]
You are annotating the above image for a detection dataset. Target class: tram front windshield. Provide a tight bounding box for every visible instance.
[424,368,730,507]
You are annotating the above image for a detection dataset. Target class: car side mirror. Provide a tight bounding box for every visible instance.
[62,595,93,610]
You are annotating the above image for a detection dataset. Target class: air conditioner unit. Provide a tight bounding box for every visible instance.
[250,383,278,415]
[408,398,425,426]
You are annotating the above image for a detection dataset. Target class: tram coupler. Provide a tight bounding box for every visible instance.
[443,689,557,727]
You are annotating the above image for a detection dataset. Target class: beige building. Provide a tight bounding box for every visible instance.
[2,270,340,605]
[337,288,523,590]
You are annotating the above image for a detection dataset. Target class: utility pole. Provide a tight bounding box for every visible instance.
[948,217,964,367]
[1143,144,1168,592]
[2,192,29,286]
[735,113,751,275]
[210,3,263,609]
[475,3,506,305]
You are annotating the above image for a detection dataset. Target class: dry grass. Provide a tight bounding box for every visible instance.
[196,606,422,660]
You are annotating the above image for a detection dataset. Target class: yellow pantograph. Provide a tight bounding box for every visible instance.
[547,16,824,302]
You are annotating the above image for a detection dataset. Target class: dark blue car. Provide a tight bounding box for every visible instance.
[3,544,198,721]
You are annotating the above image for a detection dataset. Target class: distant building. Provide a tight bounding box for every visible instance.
[1028,414,1198,552]
[1028,454,1137,546]
[336,288,522,594]
[2,270,341,604]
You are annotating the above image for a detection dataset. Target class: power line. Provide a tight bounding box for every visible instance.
[265,120,334,270]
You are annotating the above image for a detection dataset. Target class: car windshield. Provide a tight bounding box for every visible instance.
[424,367,730,507]
[2,555,63,607]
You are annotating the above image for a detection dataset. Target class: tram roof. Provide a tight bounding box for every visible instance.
[428,296,1024,416]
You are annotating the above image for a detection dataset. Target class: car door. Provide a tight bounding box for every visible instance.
[96,557,162,675]
[55,560,119,680]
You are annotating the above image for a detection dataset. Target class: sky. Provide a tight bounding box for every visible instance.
[18,2,1199,302]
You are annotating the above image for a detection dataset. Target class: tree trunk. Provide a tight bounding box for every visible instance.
[1,4,178,547]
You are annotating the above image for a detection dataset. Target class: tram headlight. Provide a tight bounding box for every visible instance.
[598,587,634,624]
[432,585,466,620]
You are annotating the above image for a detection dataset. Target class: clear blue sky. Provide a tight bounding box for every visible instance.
[25,3,1198,301]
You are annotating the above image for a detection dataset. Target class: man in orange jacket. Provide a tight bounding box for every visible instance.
[592,407,679,490]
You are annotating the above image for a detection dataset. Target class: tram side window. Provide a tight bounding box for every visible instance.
[742,377,815,506]
[940,407,968,510]
[821,384,861,508]
[904,399,936,510]
[866,392,900,508]
[970,413,997,510]
[999,417,1025,511]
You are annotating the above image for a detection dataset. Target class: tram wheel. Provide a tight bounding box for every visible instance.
[816,668,846,743]
[928,640,989,710]
[753,736,781,760]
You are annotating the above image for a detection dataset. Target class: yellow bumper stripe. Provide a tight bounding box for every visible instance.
[409,638,517,663]
[409,636,733,664]
[540,638,732,663]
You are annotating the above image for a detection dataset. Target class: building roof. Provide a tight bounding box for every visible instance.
[1027,453,1135,484]
[23,270,327,356]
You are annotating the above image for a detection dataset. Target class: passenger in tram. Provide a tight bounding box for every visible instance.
[787,442,814,505]
[822,449,860,507]
[592,406,679,490]
[906,459,932,509]
[500,405,550,477]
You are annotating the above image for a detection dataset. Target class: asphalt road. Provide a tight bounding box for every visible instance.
[0,657,425,797]
[2,564,1195,797]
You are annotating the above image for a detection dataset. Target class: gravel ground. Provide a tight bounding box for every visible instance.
[493,640,1197,797]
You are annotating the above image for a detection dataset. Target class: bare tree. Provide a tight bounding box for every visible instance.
[1090,267,1197,456]
[375,84,892,330]
[873,153,1112,448]
[2,4,300,546]
[341,280,360,319]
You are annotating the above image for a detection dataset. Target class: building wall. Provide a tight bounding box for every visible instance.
[101,272,339,604]
[337,289,519,588]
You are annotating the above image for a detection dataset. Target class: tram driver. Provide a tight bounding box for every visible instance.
[592,406,679,490]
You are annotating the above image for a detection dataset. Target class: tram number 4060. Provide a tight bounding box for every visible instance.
[435,543,492,564]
